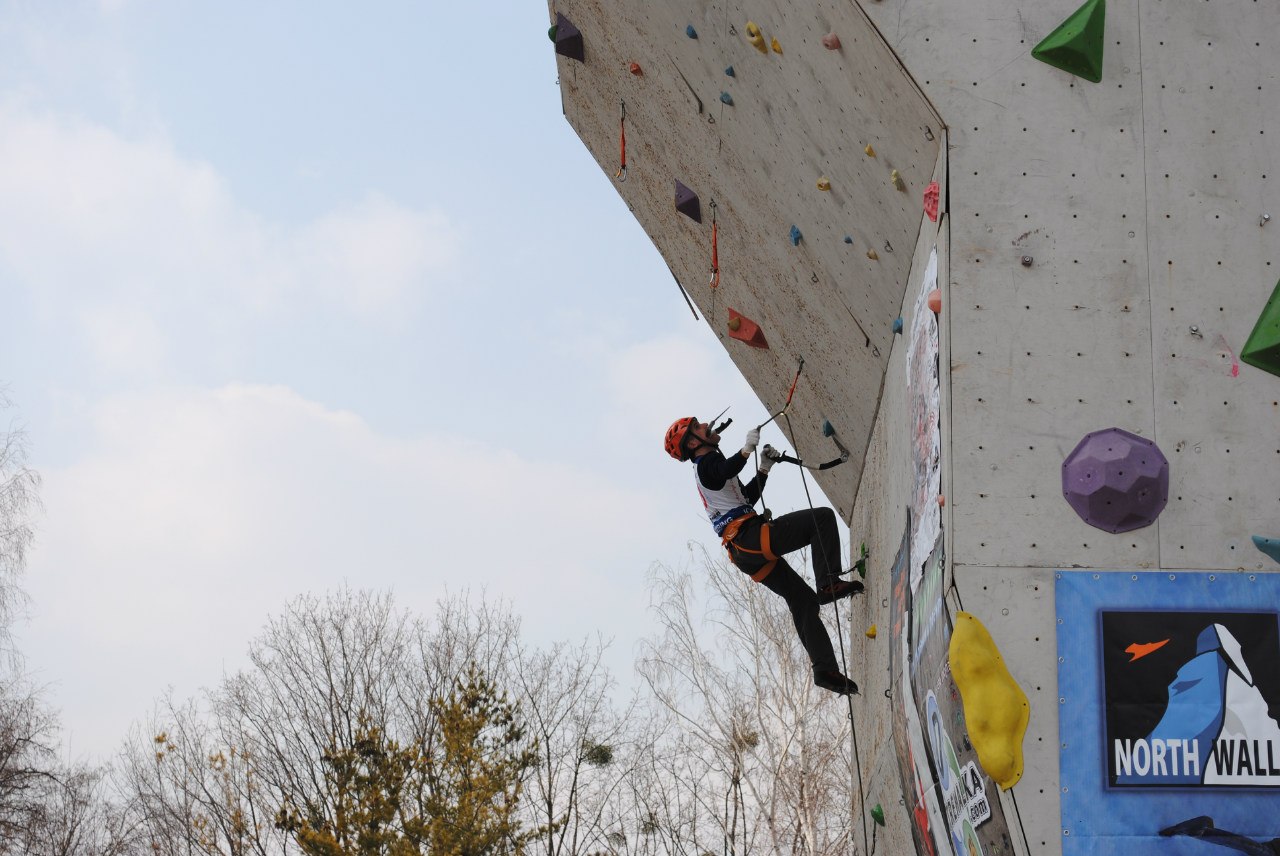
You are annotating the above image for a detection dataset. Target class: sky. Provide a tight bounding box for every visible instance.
[0,0,842,762]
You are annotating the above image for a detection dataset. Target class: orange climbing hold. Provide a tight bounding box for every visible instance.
[771,37,783,54]
[629,62,643,76]
[924,180,940,221]
[928,289,942,314]
[822,33,841,50]
[727,308,768,349]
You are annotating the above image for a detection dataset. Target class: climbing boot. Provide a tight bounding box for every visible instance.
[816,579,863,605]
[814,670,859,695]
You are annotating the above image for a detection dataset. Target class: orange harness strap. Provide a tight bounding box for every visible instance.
[721,515,779,583]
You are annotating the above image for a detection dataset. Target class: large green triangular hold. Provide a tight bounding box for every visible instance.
[1241,279,1280,378]
[1032,0,1106,83]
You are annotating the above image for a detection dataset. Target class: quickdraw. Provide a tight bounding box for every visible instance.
[709,201,720,288]
[615,100,627,182]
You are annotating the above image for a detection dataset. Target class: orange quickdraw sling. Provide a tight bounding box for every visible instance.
[721,514,778,583]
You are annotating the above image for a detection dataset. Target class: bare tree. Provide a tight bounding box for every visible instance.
[0,393,42,658]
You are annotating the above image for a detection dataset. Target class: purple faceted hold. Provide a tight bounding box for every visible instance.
[1061,427,1169,533]
[674,180,701,223]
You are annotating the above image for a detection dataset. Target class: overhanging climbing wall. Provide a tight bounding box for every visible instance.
[552,0,942,517]
[554,1,1280,854]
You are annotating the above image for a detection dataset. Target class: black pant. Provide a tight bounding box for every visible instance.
[727,508,843,674]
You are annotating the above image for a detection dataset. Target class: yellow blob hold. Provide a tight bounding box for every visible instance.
[890,169,905,191]
[866,249,879,260]
[727,316,741,332]
[865,624,877,639]
[864,144,876,157]
[771,37,783,54]
[948,612,1030,790]
[816,176,831,191]
[746,21,768,53]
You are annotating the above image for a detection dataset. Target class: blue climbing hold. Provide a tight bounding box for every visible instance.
[686,25,698,38]
[821,419,835,437]
[725,65,735,77]
[843,235,853,244]
[720,91,733,105]
[892,317,903,334]
[789,225,802,246]
[1253,535,1280,565]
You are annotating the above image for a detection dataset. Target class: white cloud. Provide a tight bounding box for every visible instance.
[0,103,461,368]
[22,383,681,760]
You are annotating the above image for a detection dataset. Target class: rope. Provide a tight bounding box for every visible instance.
[783,410,871,856]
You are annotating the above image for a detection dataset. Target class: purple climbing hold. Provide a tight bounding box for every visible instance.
[674,180,701,223]
[553,13,584,62]
[1061,427,1169,533]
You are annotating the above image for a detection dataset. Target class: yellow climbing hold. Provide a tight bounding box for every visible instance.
[864,143,876,157]
[816,176,831,191]
[867,249,879,260]
[865,624,878,639]
[949,611,1030,790]
[771,36,782,54]
[745,21,768,53]
[891,169,905,191]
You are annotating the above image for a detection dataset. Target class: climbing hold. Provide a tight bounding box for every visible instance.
[1032,0,1106,83]
[770,37,782,54]
[727,308,768,349]
[674,180,702,223]
[927,289,942,314]
[867,249,879,260]
[789,225,802,246]
[821,419,834,437]
[866,625,878,640]
[892,317,903,334]
[923,180,940,222]
[1253,535,1280,565]
[871,804,885,826]
[938,494,946,507]
[864,144,876,158]
[1061,427,1170,533]
[552,13,584,62]
[547,25,557,42]
[890,169,906,192]
[724,65,735,77]
[745,21,768,53]
[719,91,734,105]
[821,32,841,50]
[949,612,1030,790]
[629,62,643,76]
[843,235,853,244]
[686,24,698,39]
[816,176,831,192]
[1240,279,1280,378]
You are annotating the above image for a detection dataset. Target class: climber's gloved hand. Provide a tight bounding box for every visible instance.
[759,444,781,473]
[741,428,760,457]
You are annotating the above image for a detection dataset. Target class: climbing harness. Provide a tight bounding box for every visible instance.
[709,201,720,288]
[721,514,778,582]
[615,100,627,182]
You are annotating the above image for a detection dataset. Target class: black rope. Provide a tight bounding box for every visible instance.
[783,411,870,856]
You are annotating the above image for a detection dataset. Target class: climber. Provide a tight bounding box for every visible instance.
[665,416,863,696]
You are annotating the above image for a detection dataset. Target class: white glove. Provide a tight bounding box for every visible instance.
[759,444,780,473]
[741,428,760,457]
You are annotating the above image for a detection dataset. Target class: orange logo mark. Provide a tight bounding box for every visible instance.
[1125,639,1171,662]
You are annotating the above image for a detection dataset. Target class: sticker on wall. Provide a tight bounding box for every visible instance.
[1056,571,1280,854]
[905,247,941,592]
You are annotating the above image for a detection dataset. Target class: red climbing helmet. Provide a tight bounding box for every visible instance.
[664,417,697,461]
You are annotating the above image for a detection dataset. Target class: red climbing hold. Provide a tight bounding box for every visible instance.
[927,289,942,314]
[629,62,643,76]
[924,181,940,222]
[727,309,768,349]
[821,33,841,50]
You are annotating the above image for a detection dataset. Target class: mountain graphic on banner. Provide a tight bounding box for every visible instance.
[1116,623,1280,786]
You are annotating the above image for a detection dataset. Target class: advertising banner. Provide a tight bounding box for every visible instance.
[1057,571,1280,854]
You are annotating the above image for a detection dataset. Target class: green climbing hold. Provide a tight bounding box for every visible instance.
[1241,279,1280,378]
[548,24,558,42]
[871,804,885,826]
[1032,0,1106,83]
